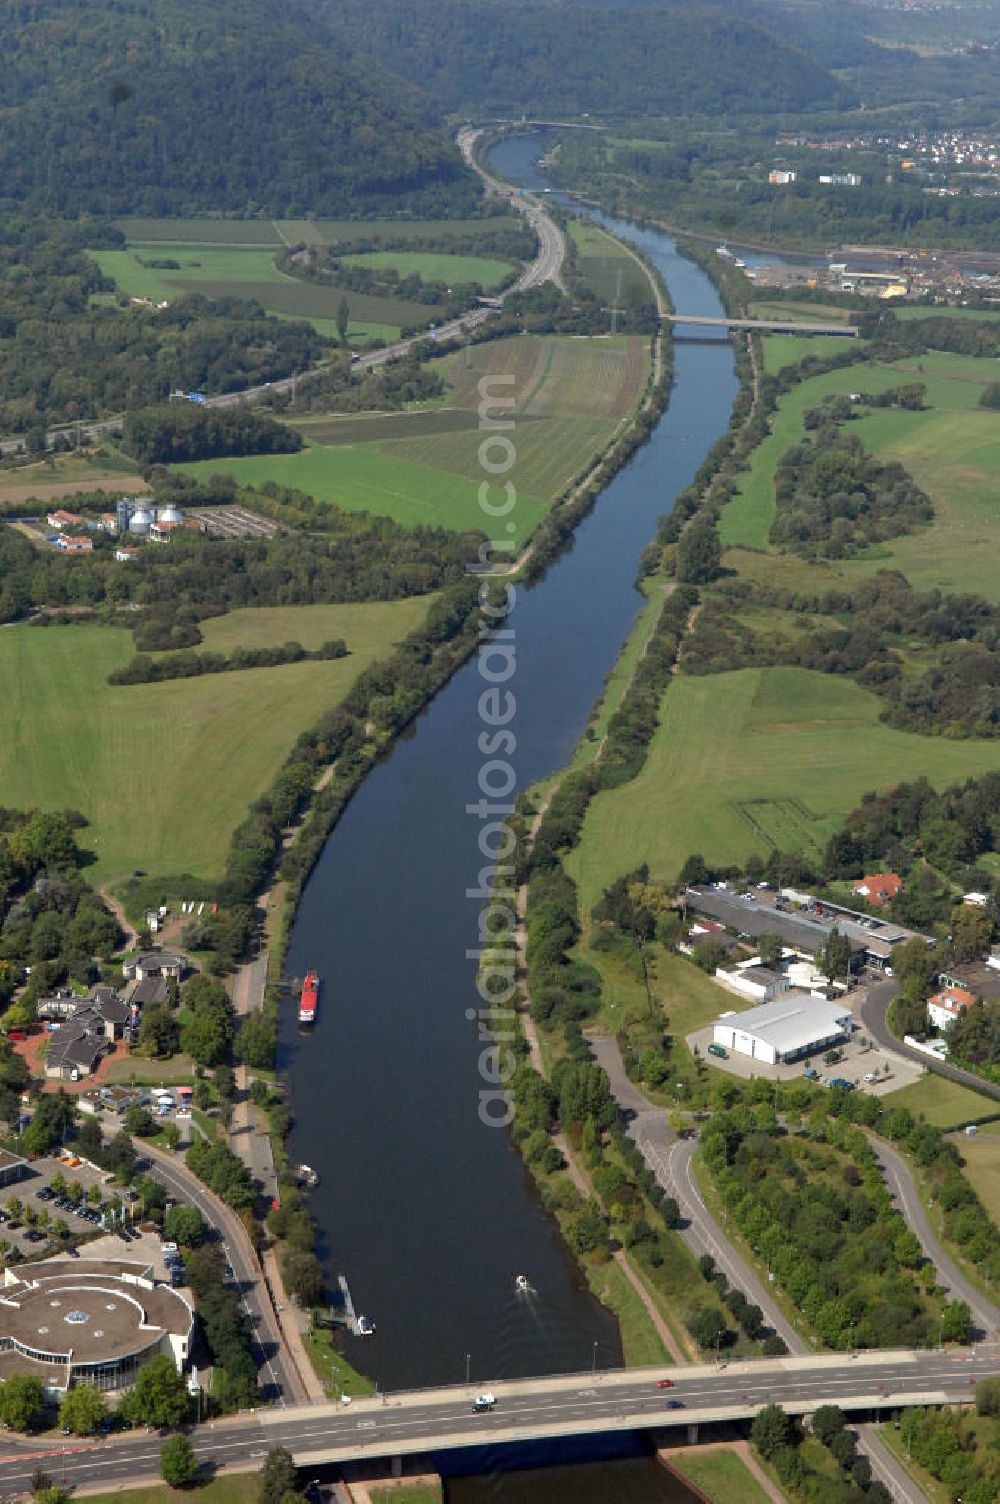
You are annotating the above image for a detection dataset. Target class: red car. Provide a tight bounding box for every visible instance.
[656,1379,674,1389]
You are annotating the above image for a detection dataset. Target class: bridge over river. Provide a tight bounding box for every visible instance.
[665,313,859,336]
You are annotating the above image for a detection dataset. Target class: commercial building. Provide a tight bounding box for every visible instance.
[123,952,186,984]
[0,1257,192,1393]
[712,994,853,1065]
[720,964,790,1004]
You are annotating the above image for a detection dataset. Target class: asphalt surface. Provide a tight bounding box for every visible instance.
[139,1141,302,1405]
[870,1134,1000,1339]
[861,979,1000,1103]
[0,1350,994,1487]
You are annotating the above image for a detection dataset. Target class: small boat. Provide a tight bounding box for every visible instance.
[514,1273,530,1294]
[357,1315,376,1337]
[297,1164,319,1188]
[298,971,320,1026]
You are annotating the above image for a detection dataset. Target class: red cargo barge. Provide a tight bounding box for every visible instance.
[298,971,320,1026]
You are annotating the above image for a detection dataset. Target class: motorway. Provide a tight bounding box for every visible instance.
[861,978,1000,1103]
[0,134,565,460]
[0,1349,995,1488]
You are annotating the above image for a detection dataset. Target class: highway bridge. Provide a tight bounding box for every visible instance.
[0,1348,995,1490]
[666,313,859,337]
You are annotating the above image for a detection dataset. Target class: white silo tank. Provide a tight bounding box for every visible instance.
[156,504,183,524]
[129,507,153,535]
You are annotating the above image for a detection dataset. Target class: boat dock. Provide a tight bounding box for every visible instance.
[337,1274,364,1337]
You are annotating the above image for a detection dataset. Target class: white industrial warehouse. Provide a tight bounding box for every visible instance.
[713,994,852,1065]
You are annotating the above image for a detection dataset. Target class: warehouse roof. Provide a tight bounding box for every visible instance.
[716,994,852,1056]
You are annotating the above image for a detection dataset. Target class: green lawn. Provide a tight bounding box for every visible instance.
[720,348,1000,599]
[949,1126,1000,1223]
[583,1257,670,1367]
[179,335,648,545]
[338,249,515,288]
[886,1073,997,1129]
[567,667,1000,913]
[370,1487,442,1504]
[667,1449,782,1504]
[176,445,548,545]
[569,220,652,306]
[0,599,430,885]
[84,1477,260,1504]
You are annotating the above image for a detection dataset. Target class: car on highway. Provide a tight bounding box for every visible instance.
[665,1399,685,1409]
[656,1379,674,1388]
[473,1392,496,1412]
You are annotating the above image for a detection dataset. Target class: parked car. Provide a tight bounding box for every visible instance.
[708,1043,728,1059]
[823,1049,843,1066]
[829,1077,855,1092]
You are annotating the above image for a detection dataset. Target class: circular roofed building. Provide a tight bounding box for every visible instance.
[0,1258,193,1393]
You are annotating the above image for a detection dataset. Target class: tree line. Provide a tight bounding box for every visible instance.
[122,404,303,465]
[108,638,347,686]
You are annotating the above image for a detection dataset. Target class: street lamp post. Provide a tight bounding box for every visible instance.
[465,1353,471,1385]
[592,1340,598,1376]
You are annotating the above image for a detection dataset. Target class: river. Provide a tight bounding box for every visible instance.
[281,131,738,1418]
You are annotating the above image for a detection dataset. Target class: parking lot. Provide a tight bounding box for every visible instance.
[0,1151,150,1268]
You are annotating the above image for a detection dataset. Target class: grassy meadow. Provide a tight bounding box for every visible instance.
[884,1074,997,1129]
[177,334,648,546]
[566,667,1000,914]
[338,249,514,288]
[667,1449,781,1504]
[950,1123,1000,1222]
[569,220,652,306]
[720,346,1000,600]
[0,599,430,886]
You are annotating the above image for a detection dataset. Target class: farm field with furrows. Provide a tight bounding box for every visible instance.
[176,334,649,546]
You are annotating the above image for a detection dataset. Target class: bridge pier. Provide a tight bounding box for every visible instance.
[390,1456,402,1479]
[687,1423,699,1446]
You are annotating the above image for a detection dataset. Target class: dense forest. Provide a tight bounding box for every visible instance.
[320,0,851,116]
[0,809,120,1031]
[0,0,474,217]
[0,222,328,436]
[122,404,303,465]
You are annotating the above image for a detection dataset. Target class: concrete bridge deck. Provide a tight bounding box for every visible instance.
[665,314,859,336]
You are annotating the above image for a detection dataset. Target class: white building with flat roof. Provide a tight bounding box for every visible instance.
[713,994,852,1065]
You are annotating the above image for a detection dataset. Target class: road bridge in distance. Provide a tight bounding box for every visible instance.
[665,313,859,336]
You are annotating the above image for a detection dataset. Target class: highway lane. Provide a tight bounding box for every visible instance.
[0,1350,995,1487]
[861,979,1000,1103]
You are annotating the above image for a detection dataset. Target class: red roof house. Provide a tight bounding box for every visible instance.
[852,873,903,907]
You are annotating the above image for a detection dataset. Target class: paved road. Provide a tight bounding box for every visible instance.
[861,979,1000,1103]
[666,314,857,336]
[139,1142,303,1405]
[0,139,565,460]
[592,1034,933,1500]
[0,1350,993,1488]
[870,1134,1000,1340]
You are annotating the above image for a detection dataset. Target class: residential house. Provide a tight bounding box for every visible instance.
[44,1022,110,1081]
[46,510,83,530]
[56,534,93,554]
[115,547,140,562]
[928,985,975,1032]
[126,975,170,1009]
[123,951,186,983]
[768,170,797,184]
[852,873,903,908]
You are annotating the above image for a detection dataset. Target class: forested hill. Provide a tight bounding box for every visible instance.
[321,0,854,116]
[0,0,475,217]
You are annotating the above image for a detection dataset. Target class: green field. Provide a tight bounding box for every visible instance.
[178,334,648,546]
[338,249,515,288]
[567,667,1000,914]
[0,599,430,886]
[950,1124,1000,1223]
[115,216,517,248]
[886,1074,997,1129]
[89,243,429,344]
[84,1478,260,1504]
[720,348,1000,598]
[667,1449,781,1504]
[569,220,651,306]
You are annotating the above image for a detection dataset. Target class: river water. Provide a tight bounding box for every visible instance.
[281,132,737,1410]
